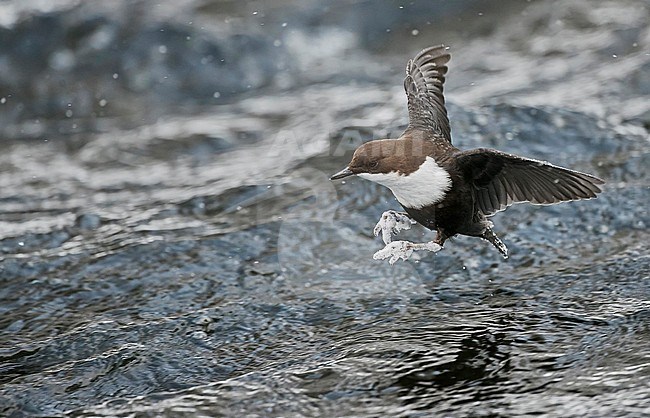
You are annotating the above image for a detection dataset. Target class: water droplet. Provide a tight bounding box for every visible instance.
[273,39,282,47]
[99,99,107,107]
[0,97,5,104]
[213,91,221,98]
[159,45,167,54]
[281,22,287,27]
[112,73,119,79]
[411,29,419,36]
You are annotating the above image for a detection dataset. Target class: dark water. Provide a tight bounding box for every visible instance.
[1,0,649,416]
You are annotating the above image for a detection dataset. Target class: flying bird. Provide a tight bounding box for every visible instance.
[330,45,604,264]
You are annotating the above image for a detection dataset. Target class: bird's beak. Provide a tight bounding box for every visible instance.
[330,167,354,180]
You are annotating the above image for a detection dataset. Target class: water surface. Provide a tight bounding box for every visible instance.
[1,0,649,416]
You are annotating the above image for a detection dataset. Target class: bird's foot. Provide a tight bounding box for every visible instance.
[373,211,416,245]
[373,240,442,265]
[482,228,509,259]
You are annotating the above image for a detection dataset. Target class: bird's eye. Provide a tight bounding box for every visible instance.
[369,161,379,168]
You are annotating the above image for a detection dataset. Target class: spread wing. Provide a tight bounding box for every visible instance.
[456,148,605,216]
[404,45,452,142]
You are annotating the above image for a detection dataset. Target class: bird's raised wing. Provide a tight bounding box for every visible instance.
[403,45,452,142]
[456,148,604,216]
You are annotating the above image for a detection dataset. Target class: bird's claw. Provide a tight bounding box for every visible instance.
[373,211,416,245]
[373,240,442,264]
[373,241,414,265]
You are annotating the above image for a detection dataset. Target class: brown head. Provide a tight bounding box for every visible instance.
[330,138,432,180]
[330,137,452,209]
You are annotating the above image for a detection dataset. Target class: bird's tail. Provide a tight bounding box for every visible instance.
[482,228,508,259]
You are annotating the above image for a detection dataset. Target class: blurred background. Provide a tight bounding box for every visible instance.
[1,0,649,416]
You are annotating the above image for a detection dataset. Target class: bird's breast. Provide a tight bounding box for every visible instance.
[358,156,452,209]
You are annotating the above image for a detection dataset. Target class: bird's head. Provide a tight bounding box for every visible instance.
[330,138,430,184]
[330,141,387,180]
[330,137,450,209]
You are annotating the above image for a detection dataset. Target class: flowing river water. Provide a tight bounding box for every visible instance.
[1,0,649,416]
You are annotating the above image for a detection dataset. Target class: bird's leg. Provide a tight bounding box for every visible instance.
[373,241,442,265]
[432,229,448,248]
[373,229,446,265]
[373,210,416,245]
[481,228,509,259]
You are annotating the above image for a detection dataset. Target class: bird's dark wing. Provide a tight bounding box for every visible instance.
[403,45,452,142]
[456,148,605,216]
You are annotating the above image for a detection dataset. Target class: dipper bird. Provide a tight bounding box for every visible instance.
[330,45,604,264]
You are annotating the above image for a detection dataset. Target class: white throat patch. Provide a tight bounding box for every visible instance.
[357,157,452,209]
